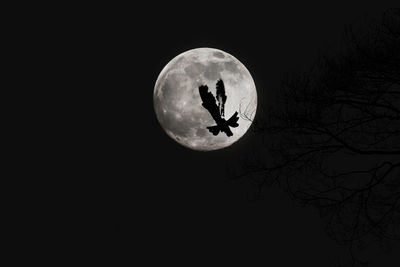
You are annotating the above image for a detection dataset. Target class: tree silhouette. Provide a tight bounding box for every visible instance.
[235,9,400,266]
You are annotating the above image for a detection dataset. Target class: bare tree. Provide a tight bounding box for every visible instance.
[236,9,400,266]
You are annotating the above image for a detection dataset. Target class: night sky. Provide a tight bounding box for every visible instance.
[73,3,400,266]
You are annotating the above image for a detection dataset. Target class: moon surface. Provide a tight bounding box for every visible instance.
[153,48,257,151]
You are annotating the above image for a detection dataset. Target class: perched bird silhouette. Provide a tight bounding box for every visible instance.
[198,79,239,137]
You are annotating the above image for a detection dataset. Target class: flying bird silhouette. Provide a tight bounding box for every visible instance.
[198,79,239,137]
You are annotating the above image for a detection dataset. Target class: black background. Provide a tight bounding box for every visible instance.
[66,2,400,266]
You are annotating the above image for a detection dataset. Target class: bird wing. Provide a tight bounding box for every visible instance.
[198,85,221,123]
[216,79,227,115]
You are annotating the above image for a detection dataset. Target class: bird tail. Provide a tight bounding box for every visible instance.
[207,125,220,136]
[227,111,239,128]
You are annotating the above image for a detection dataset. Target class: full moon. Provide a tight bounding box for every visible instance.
[153,48,257,151]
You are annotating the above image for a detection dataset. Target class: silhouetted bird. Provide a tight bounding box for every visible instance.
[198,79,239,137]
